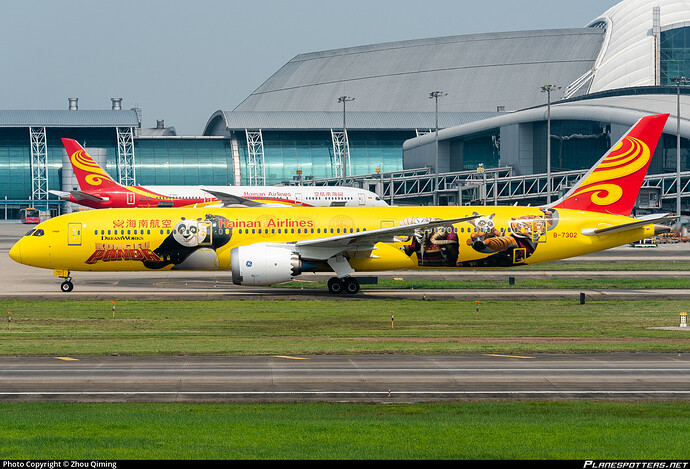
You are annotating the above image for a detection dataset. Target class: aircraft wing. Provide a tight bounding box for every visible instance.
[581,213,677,236]
[292,215,479,260]
[202,189,264,207]
[49,189,107,202]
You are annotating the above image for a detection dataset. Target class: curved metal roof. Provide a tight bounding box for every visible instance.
[203,110,502,135]
[233,28,605,115]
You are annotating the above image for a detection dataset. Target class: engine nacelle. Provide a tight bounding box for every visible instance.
[231,243,303,286]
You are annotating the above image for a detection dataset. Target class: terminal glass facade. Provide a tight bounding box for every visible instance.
[135,138,234,186]
[660,26,690,84]
[459,131,501,171]
[533,120,610,172]
[0,128,115,201]
[243,130,410,185]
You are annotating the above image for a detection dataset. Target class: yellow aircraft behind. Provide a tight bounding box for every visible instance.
[9,114,675,294]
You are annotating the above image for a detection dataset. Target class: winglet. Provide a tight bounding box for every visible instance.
[61,138,121,190]
[549,113,669,216]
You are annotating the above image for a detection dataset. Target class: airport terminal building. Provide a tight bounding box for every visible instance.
[3,0,690,217]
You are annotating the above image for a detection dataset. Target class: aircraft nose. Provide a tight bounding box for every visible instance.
[9,241,21,264]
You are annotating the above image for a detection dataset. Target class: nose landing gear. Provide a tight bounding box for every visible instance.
[60,279,74,292]
[55,269,73,292]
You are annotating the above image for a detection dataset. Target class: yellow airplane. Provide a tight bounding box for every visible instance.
[9,113,675,294]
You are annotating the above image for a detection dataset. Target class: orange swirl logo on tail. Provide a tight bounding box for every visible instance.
[70,150,115,187]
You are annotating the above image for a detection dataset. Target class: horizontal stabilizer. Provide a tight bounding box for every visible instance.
[49,189,107,202]
[48,190,71,201]
[71,191,107,202]
[581,214,677,236]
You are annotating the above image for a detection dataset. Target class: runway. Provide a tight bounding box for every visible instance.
[2,220,690,299]
[1,353,689,403]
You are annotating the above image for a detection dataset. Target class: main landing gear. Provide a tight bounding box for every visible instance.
[327,276,360,294]
[324,255,360,294]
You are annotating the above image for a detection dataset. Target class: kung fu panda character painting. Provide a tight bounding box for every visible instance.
[143,214,232,269]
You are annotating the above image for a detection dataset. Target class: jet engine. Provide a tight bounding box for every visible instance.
[231,243,303,285]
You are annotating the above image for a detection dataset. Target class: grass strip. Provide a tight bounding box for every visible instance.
[1,401,690,460]
[1,299,689,355]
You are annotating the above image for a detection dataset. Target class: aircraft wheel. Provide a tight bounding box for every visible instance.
[344,277,360,294]
[60,280,74,293]
[327,277,344,294]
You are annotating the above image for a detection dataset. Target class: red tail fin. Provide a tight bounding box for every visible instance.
[550,113,669,216]
[61,138,121,190]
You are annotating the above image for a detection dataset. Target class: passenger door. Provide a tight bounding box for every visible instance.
[67,222,82,246]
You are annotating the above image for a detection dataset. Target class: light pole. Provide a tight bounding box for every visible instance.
[429,90,447,205]
[672,77,688,216]
[337,96,354,184]
[540,84,560,204]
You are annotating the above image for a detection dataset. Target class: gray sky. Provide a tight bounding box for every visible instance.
[1,0,621,135]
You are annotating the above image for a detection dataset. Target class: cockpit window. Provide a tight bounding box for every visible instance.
[32,229,44,237]
[24,229,35,237]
